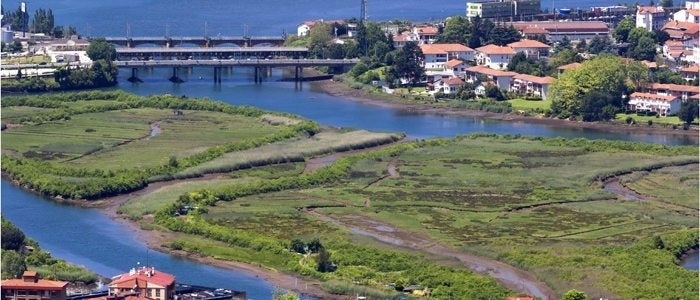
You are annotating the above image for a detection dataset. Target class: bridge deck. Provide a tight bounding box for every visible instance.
[114,58,358,67]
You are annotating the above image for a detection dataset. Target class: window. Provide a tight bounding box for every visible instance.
[155,289,161,298]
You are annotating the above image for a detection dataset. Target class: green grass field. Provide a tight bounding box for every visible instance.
[156,135,698,299]
[614,113,688,126]
[507,98,552,112]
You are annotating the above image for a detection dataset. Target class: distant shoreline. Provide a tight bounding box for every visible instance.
[306,73,699,142]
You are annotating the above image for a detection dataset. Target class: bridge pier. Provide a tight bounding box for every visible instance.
[294,66,303,82]
[127,68,143,83]
[169,67,184,83]
[214,67,222,84]
[254,67,261,84]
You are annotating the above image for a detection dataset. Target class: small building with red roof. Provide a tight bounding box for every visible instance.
[507,39,551,59]
[475,44,517,70]
[433,77,465,94]
[511,73,555,99]
[412,25,439,45]
[628,92,681,116]
[679,65,699,82]
[645,83,700,100]
[465,65,518,90]
[1,271,69,300]
[108,267,175,300]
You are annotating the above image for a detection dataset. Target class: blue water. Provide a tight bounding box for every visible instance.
[682,251,699,271]
[0,181,275,299]
[3,0,645,37]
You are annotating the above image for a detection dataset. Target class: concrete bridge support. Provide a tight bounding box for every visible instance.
[294,66,303,82]
[213,67,222,84]
[169,67,183,83]
[127,68,143,83]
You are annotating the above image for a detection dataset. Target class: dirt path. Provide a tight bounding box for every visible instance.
[305,209,557,299]
[303,141,405,173]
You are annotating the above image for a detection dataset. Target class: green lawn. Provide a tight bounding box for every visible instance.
[615,113,688,126]
[507,98,551,111]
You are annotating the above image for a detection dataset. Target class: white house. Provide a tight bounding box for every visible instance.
[510,73,555,99]
[420,44,475,70]
[413,25,439,45]
[465,65,517,90]
[680,65,699,82]
[636,6,666,31]
[297,21,315,37]
[393,31,420,48]
[645,83,700,100]
[507,39,551,59]
[475,44,516,70]
[628,92,681,116]
[673,9,700,23]
[687,0,700,10]
[444,59,470,77]
[434,77,465,94]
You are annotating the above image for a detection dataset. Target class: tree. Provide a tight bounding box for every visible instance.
[307,238,322,253]
[437,16,470,45]
[2,219,26,251]
[614,17,635,43]
[86,38,117,61]
[553,36,571,54]
[1,251,27,279]
[272,290,300,300]
[316,246,334,272]
[580,90,618,121]
[489,24,521,46]
[629,35,657,61]
[625,60,650,91]
[485,84,505,100]
[653,29,670,45]
[390,41,424,86]
[31,8,54,35]
[562,289,587,300]
[660,0,673,8]
[290,239,306,254]
[588,36,613,54]
[677,101,698,125]
[549,56,628,119]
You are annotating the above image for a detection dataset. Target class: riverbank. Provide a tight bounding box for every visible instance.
[308,75,699,141]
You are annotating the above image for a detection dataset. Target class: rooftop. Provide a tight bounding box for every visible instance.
[1,271,68,291]
[513,73,555,84]
[110,267,175,288]
[509,21,609,34]
[637,6,665,14]
[557,62,582,70]
[445,59,466,68]
[476,44,516,55]
[507,39,551,49]
[631,92,678,102]
[420,43,474,54]
[648,83,700,93]
[466,65,518,77]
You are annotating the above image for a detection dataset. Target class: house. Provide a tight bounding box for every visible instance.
[413,25,439,45]
[434,77,465,94]
[628,92,681,116]
[662,21,700,49]
[420,44,475,69]
[108,267,176,300]
[679,65,699,82]
[49,38,90,51]
[465,65,518,90]
[673,9,700,23]
[556,62,582,76]
[1,271,68,300]
[510,73,555,99]
[444,59,470,77]
[507,39,550,59]
[297,21,316,36]
[508,21,609,43]
[475,44,516,70]
[392,31,420,48]
[645,83,700,101]
[636,6,666,31]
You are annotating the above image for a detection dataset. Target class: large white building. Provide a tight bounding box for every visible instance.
[636,6,666,31]
[475,44,516,70]
[628,92,681,116]
[673,9,700,23]
[420,43,475,69]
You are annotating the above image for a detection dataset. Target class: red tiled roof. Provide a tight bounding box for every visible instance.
[631,92,678,102]
[514,73,555,85]
[509,21,609,34]
[507,39,551,49]
[416,26,439,35]
[641,60,658,68]
[648,83,700,93]
[1,279,68,291]
[662,21,700,36]
[445,59,465,68]
[110,268,175,288]
[557,62,582,70]
[689,9,700,17]
[476,44,516,55]
[680,65,699,73]
[443,77,465,85]
[420,43,474,54]
[664,40,684,47]
[637,6,664,14]
[466,65,518,77]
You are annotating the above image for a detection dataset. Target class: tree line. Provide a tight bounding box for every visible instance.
[1,4,77,38]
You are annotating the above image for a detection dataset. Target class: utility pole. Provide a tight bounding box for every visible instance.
[361,0,368,21]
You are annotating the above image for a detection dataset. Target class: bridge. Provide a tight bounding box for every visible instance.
[115,46,308,61]
[115,58,358,83]
[105,36,286,48]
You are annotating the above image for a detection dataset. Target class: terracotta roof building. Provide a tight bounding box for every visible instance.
[508,21,609,43]
[628,92,681,116]
[1,271,69,300]
[507,39,551,59]
[108,267,176,300]
[645,83,700,100]
[636,6,666,31]
[476,44,517,70]
[420,43,475,69]
[679,65,699,82]
[511,74,555,99]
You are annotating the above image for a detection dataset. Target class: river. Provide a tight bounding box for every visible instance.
[1,0,698,298]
